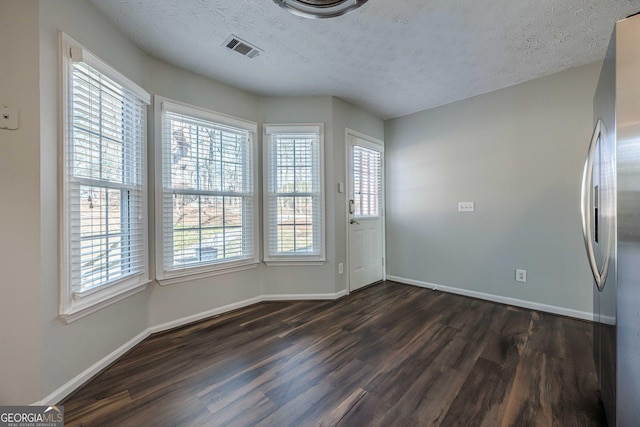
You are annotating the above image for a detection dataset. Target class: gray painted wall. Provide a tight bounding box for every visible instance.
[384,62,602,316]
[0,0,42,405]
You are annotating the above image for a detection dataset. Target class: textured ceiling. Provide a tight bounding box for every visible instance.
[90,0,640,119]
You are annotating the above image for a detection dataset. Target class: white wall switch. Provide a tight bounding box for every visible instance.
[458,201,475,212]
[515,269,527,283]
[338,182,344,193]
[0,106,19,130]
[338,263,344,274]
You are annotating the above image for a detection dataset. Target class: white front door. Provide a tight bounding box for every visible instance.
[347,134,384,292]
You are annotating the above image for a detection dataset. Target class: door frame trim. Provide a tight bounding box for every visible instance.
[345,128,386,294]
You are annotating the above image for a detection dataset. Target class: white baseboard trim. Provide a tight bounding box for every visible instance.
[386,275,595,322]
[35,329,151,406]
[37,290,347,405]
[148,296,264,334]
[600,314,616,326]
[260,290,347,301]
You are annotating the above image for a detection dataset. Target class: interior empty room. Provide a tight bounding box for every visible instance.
[1,1,639,425]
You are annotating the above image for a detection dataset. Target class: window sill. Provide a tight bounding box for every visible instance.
[158,261,259,286]
[61,279,150,324]
[263,259,326,267]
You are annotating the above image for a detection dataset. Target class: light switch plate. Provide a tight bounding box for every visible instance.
[458,201,475,212]
[1,106,19,130]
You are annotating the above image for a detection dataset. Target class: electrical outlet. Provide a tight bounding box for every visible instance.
[338,263,344,274]
[515,269,527,283]
[458,201,475,212]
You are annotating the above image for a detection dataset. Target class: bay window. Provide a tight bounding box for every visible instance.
[264,124,325,264]
[157,99,258,282]
[60,34,150,321]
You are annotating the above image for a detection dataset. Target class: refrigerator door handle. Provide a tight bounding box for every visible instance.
[581,118,611,291]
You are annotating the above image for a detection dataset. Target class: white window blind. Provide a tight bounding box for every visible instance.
[62,37,149,302]
[352,145,382,218]
[264,125,325,261]
[160,103,257,274]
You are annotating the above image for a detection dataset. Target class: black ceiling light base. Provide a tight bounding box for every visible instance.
[273,0,368,19]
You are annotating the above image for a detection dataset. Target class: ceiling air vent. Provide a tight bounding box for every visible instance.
[224,36,263,59]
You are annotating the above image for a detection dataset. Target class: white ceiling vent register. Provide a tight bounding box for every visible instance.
[273,0,368,19]
[223,35,263,58]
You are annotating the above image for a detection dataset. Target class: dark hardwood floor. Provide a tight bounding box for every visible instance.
[61,281,606,426]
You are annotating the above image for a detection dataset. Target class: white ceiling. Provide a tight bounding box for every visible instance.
[90,0,640,119]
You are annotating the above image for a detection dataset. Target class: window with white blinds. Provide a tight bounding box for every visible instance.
[60,34,150,320]
[264,125,325,263]
[352,145,382,218]
[159,100,258,278]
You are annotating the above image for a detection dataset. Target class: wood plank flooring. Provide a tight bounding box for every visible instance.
[61,281,606,426]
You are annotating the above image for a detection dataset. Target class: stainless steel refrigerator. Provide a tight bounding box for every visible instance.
[581,12,640,427]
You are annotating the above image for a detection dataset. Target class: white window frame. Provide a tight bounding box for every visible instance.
[351,144,383,220]
[59,33,150,323]
[263,124,326,265]
[155,97,259,285]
